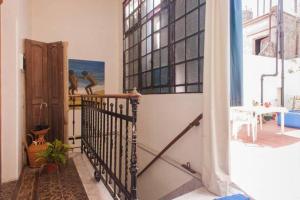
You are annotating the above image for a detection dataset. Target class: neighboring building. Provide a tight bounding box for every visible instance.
[243,6,300,59]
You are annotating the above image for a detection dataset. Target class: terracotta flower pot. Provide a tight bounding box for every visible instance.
[46,163,58,174]
[31,128,50,144]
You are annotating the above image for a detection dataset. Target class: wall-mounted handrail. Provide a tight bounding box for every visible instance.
[137,113,203,178]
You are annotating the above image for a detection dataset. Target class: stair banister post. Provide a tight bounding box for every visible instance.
[129,88,140,200]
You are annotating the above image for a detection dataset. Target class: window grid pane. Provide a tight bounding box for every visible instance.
[123,0,206,94]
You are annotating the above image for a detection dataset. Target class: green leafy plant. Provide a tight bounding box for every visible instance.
[36,140,70,165]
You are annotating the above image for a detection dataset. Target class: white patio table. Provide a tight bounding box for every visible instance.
[230,106,288,142]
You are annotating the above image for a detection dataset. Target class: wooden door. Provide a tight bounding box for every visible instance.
[25,39,67,142]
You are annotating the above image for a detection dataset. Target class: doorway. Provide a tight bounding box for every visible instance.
[230,1,300,199]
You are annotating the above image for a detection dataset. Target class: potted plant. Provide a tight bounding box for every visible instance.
[36,139,70,173]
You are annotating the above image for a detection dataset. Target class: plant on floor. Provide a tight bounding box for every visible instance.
[36,139,70,173]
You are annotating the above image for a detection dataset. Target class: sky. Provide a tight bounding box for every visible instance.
[243,0,299,17]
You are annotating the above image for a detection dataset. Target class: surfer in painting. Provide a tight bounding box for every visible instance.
[81,71,97,95]
[69,70,78,95]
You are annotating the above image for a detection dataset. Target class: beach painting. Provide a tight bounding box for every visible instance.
[69,59,105,105]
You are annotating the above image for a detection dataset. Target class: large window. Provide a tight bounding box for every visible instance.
[123,0,206,94]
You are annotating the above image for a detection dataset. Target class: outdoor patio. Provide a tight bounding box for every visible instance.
[231,120,300,200]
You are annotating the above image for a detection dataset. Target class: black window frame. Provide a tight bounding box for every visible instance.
[123,0,206,94]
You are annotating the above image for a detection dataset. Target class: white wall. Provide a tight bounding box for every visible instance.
[137,94,203,199]
[243,54,300,107]
[31,0,123,93]
[1,0,32,182]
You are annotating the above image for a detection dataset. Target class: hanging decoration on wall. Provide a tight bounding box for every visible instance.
[69,59,105,105]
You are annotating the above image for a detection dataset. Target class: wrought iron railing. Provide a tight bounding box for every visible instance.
[69,92,140,200]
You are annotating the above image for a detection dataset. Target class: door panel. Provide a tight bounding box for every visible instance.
[47,42,65,141]
[25,40,48,134]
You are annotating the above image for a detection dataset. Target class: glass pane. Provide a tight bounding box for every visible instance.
[133,11,138,25]
[153,51,160,68]
[129,48,134,61]
[134,45,139,60]
[147,54,152,70]
[142,73,147,87]
[130,0,134,13]
[187,60,199,83]
[153,32,160,50]
[161,48,168,66]
[129,76,134,89]
[129,33,134,47]
[125,4,130,17]
[187,85,199,92]
[175,0,185,19]
[142,56,147,72]
[125,77,129,89]
[142,40,146,56]
[175,41,185,63]
[147,0,154,13]
[154,0,161,8]
[161,67,168,85]
[142,24,147,39]
[134,30,139,45]
[134,60,139,74]
[133,75,139,88]
[141,2,147,17]
[186,35,198,60]
[199,32,205,57]
[199,58,204,82]
[147,36,152,53]
[175,17,185,41]
[187,0,198,12]
[154,15,160,31]
[125,37,129,50]
[199,5,205,31]
[125,64,129,76]
[134,0,139,10]
[146,71,152,87]
[161,9,169,28]
[129,15,134,28]
[176,86,185,93]
[147,20,152,36]
[125,19,129,31]
[129,63,134,75]
[161,87,170,93]
[175,63,185,84]
[153,69,160,86]
[160,27,168,47]
[125,50,129,63]
[186,9,198,36]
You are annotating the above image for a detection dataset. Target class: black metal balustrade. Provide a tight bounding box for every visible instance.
[69,92,140,200]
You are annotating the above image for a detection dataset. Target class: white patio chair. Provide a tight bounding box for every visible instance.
[230,110,257,142]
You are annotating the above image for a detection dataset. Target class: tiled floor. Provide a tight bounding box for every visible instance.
[71,152,113,200]
[231,120,300,200]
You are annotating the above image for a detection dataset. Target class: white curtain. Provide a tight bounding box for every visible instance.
[201,0,231,196]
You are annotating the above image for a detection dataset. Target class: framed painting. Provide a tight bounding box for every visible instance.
[69,59,105,106]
